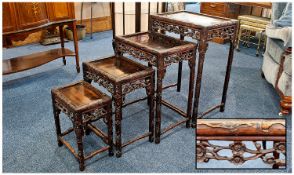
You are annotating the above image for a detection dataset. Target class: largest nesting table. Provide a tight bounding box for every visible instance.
[114,31,197,143]
[149,11,238,125]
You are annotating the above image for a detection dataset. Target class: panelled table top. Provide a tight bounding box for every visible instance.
[52,81,111,112]
[151,11,238,29]
[115,31,197,67]
[83,55,153,82]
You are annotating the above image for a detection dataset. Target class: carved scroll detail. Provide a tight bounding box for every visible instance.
[197,140,286,166]
[164,50,194,67]
[151,20,201,40]
[82,108,108,123]
[55,100,75,122]
[122,78,151,95]
[55,100,108,123]
[207,26,236,40]
[115,41,157,66]
[85,71,114,94]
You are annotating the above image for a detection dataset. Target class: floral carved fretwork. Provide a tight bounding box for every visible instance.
[82,108,108,123]
[85,71,114,94]
[151,20,201,40]
[207,26,236,41]
[122,78,151,95]
[55,100,75,122]
[115,42,157,66]
[151,19,236,41]
[197,140,286,166]
[164,50,194,67]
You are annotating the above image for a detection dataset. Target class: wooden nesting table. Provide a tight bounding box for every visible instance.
[149,11,238,125]
[114,31,197,143]
[83,55,155,157]
[3,19,80,75]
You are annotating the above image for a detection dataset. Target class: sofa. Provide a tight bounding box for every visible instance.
[261,2,292,116]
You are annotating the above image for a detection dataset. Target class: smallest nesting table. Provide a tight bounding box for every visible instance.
[51,81,113,171]
[83,55,155,157]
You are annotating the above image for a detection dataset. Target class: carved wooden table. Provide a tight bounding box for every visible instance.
[149,11,238,125]
[3,19,80,75]
[51,81,113,171]
[114,31,197,144]
[83,55,155,157]
[196,119,286,169]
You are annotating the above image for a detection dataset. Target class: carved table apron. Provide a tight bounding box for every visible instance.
[149,11,238,126]
[196,119,286,168]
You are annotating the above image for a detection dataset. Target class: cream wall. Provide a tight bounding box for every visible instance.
[114,2,162,36]
[74,2,110,20]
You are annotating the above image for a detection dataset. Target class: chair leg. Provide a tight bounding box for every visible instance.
[236,27,242,51]
[279,96,292,116]
[256,32,262,57]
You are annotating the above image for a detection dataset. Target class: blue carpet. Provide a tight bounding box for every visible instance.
[2,30,291,173]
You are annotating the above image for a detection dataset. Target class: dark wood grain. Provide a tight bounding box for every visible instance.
[3,19,80,74]
[114,31,197,143]
[83,55,155,158]
[3,48,75,75]
[196,119,286,168]
[149,11,238,125]
[52,81,113,171]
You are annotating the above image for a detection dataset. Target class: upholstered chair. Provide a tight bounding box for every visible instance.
[261,2,292,115]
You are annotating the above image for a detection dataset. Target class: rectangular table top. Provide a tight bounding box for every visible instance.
[151,11,238,29]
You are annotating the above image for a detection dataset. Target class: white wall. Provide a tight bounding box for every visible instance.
[74,2,110,20]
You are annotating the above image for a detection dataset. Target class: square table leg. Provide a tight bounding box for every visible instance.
[220,39,236,112]
[155,68,166,144]
[114,85,123,158]
[192,41,208,125]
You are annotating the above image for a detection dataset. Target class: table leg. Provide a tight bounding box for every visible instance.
[220,39,235,112]
[71,21,80,73]
[74,115,85,171]
[186,51,196,128]
[114,86,123,157]
[155,68,165,144]
[59,25,66,65]
[146,74,155,142]
[146,62,153,106]
[177,34,185,92]
[192,41,208,125]
[107,104,114,156]
[52,96,62,147]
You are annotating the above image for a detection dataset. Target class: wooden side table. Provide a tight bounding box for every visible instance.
[83,55,155,157]
[51,81,113,171]
[3,19,80,75]
[114,31,197,144]
[149,11,238,125]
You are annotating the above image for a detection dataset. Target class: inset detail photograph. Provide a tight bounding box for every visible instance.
[196,119,286,169]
